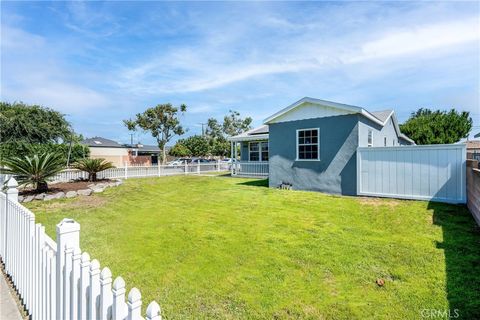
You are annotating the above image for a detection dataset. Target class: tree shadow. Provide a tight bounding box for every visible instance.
[236,179,269,188]
[430,201,480,318]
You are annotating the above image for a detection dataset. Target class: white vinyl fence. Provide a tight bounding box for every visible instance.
[53,161,230,183]
[231,162,269,177]
[357,144,466,204]
[0,178,162,320]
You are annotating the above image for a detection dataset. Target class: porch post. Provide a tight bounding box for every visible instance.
[234,142,238,176]
[230,141,234,176]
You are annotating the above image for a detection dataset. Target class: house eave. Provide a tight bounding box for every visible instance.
[228,134,269,142]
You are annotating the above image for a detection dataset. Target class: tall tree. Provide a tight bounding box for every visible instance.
[400,108,472,144]
[222,110,253,136]
[182,135,210,157]
[204,111,252,156]
[0,102,88,163]
[0,102,72,143]
[124,103,187,164]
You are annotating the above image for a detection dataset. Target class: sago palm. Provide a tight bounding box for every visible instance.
[73,158,115,182]
[0,152,65,192]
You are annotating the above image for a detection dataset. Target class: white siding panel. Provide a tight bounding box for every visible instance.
[357,144,466,203]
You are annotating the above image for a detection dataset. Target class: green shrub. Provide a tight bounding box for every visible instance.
[0,153,66,192]
[72,158,115,182]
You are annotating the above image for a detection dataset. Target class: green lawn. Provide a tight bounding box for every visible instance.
[27,176,480,319]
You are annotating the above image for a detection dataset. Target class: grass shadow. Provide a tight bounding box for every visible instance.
[430,201,480,318]
[236,179,269,188]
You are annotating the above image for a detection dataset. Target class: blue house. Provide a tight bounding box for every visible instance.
[229,97,414,195]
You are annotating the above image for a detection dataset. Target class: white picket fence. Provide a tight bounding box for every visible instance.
[0,178,162,320]
[231,162,269,177]
[53,161,230,183]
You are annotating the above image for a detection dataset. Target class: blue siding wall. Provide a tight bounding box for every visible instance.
[358,116,407,147]
[240,142,249,161]
[268,114,359,195]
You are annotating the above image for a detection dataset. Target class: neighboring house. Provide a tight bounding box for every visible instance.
[467,140,480,161]
[229,97,414,195]
[81,137,163,167]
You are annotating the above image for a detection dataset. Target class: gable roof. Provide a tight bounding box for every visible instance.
[370,110,394,123]
[264,97,414,144]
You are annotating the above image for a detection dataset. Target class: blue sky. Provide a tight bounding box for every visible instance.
[1,1,479,145]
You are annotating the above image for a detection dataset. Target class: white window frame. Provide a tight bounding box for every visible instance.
[367,129,373,147]
[296,128,320,161]
[248,141,268,162]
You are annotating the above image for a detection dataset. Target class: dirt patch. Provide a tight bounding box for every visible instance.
[357,197,401,208]
[40,194,108,211]
[19,179,112,196]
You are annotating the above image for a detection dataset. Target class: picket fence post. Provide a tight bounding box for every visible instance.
[184,160,188,175]
[197,160,200,174]
[146,301,161,320]
[89,259,101,320]
[100,267,113,319]
[79,252,91,320]
[71,247,82,320]
[6,177,18,203]
[127,288,142,320]
[217,160,221,172]
[124,162,128,180]
[56,218,80,320]
[112,277,126,320]
[157,162,161,177]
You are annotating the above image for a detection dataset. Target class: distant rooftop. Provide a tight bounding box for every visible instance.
[81,136,164,152]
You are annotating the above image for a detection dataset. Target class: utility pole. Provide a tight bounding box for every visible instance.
[198,123,207,136]
[130,133,134,146]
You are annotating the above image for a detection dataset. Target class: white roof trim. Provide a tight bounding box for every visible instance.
[228,133,269,142]
[264,97,387,127]
[263,97,415,144]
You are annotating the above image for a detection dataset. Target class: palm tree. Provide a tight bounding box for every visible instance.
[73,158,115,182]
[0,153,65,192]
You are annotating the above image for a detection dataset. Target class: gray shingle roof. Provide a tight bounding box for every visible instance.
[81,137,123,148]
[370,110,393,123]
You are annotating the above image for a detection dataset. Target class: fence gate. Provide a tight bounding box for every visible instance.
[357,144,466,204]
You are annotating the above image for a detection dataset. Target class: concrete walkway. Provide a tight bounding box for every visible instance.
[0,271,22,320]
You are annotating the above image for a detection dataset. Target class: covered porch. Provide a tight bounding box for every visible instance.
[229,125,269,178]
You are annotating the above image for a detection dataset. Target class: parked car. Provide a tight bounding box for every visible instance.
[221,158,237,163]
[190,158,211,164]
[167,158,191,166]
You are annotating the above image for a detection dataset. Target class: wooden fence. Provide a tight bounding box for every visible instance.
[357,144,466,204]
[0,178,162,320]
[467,159,480,225]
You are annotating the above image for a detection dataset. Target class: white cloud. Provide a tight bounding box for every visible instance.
[350,18,480,63]
[1,25,113,114]
[115,10,479,95]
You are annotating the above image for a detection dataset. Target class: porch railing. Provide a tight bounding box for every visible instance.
[231,161,269,177]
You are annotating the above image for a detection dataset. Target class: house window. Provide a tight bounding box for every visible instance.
[367,130,373,147]
[384,137,387,147]
[261,141,269,161]
[249,142,259,161]
[249,141,268,162]
[297,128,319,160]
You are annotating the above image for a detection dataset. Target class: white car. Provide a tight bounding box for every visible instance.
[167,159,185,166]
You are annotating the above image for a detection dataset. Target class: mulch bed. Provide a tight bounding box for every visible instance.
[19,179,112,196]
